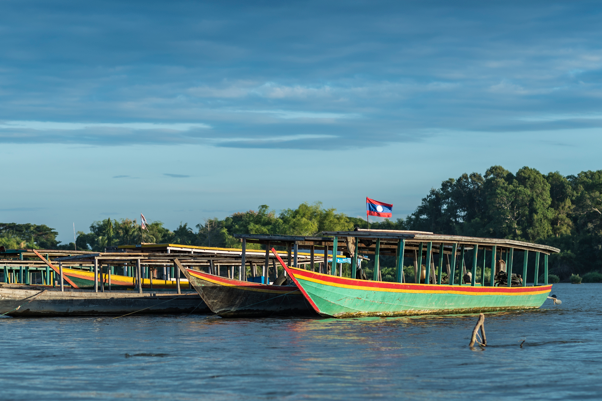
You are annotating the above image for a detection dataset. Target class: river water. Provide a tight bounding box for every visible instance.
[0,283,600,400]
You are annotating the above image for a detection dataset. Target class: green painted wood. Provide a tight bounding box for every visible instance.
[481,249,487,286]
[395,239,405,283]
[459,245,466,286]
[522,250,529,287]
[373,238,380,281]
[331,236,338,276]
[294,273,553,318]
[544,254,549,285]
[3,266,7,283]
[490,246,497,287]
[450,243,458,285]
[471,245,478,286]
[508,248,514,287]
[437,243,444,285]
[46,265,50,285]
[416,243,423,284]
[534,252,540,286]
[425,242,433,284]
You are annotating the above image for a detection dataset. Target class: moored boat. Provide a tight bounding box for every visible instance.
[178,267,313,318]
[270,229,560,318]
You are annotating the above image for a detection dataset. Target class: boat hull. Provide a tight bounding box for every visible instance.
[183,269,314,318]
[0,284,209,317]
[283,266,553,318]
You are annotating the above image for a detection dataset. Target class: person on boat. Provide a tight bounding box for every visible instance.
[463,271,472,284]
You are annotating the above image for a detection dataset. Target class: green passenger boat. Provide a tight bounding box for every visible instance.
[271,229,560,318]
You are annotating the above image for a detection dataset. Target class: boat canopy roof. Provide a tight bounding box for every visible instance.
[236,229,560,255]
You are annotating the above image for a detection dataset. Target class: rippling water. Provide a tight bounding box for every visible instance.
[1,283,600,400]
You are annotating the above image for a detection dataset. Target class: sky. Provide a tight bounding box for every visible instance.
[1,0,602,244]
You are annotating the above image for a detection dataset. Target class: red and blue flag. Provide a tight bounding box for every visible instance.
[366,197,393,218]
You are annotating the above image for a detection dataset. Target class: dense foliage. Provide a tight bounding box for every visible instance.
[2,165,601,279]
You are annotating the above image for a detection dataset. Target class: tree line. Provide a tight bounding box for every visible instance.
[1,165,600,279]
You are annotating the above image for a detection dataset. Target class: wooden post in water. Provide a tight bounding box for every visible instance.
[469,313,487,347]
[373,238,380,281]
[507,248,514,287]
[544,254,549,285]
[450,243,458,285]
[94,257,99,293]
[425,242,432,284]
[396,239,405,283]
[331,237,339,276]
[59,262,64,292]
[534,252,540,286]
[522,250,529,287]
[490,246,497,287]
[471,245,478,286]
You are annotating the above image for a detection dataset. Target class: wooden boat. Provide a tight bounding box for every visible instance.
[0,284,208,317]
[270,230,560,318]
[62,267,189,291]
[178,267,313,318]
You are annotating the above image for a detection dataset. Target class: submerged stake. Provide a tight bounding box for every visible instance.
[469,313,487,347]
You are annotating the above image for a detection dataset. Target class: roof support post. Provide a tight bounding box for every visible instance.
[544,254,549,285]
[293,242,298,268]
[459,245,466,286]
[416,243,423,284]
[507,248,514,287]
[352,242,359,280]
[522,250,529,287]
[373,238,380,281]
[322,246,328,274]
[331,237,338,276]
[534,252,540,286]
[425,242,433,284]
[94,257,99,293]
[396,239,405,283]
[310,245,315,273]
[481,249,487,286]
[490,246,497,287]
[241,238,246,281]
[437,243,444,285]
[174,259,180,294]
[264,243,270,282]
[449,243,458,285]
[3,265,7,283]
[138,259,143,294]
[59,262,64,292]
[471,245,478,286]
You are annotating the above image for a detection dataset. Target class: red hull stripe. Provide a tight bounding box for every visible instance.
[186,268,297,292]
[287,266,553,294]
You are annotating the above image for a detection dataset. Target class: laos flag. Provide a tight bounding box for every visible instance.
[366,197,393,218]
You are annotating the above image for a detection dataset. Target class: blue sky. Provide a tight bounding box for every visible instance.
[2,0,602,243]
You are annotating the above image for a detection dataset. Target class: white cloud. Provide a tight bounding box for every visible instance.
[0,121,211,131]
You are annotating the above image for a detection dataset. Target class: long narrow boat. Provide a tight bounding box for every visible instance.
[0,284,208,317]
[178,267,313,318]
[269,230,560,318]
[62,267,189,291]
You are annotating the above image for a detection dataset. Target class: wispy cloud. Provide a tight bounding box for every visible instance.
[1,1,602,149]
[164,173,190,178]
